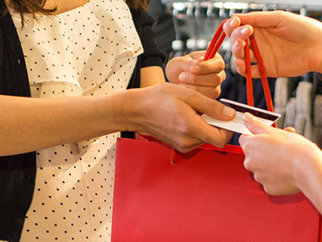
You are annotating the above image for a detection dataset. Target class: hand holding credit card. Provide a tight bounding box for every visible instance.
[201,99,281,135]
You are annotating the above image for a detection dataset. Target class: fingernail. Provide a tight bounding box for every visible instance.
[243,112,256,123]
[198,56,204,62]
[230,17,238,27]
[222,106,235,118]
[179,72,188,82]
[241,27,251,35]
[190,64,201,73]
[234,41,240,49]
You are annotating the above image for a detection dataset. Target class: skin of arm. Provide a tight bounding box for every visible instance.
[142,51,226,99]
[140,66,166,88]
[240,113,322,214]
[222,10,322,214]
[0,83,236,156]
[1,1,236,156]
[223,11,322,77]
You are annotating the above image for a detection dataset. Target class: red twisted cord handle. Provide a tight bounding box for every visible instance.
[170,20,276,164]
[204,20,276,126]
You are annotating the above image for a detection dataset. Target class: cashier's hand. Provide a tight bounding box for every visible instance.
[165,51,226,99]
[223,11,322,77]
[239,112,317,196]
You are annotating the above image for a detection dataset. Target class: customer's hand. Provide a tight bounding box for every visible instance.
[125,83,235,153]
[223,11,322,77]
[165,51,226,99]
[239,113,320,196]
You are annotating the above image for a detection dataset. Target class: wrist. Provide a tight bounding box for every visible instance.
[316,45,322,73]
[313,24,322,73]
[94,88,144,134]
[294,143,322,194]
[115,88,147,133]
[318,56,322,74]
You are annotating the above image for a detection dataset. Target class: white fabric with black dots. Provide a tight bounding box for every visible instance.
[10,0,143,241]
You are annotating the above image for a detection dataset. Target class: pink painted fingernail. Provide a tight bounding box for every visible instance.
[190,64,201,73]
[179,72,188,82]
[241,27,251,35]
[243,112,256,123]
[223,106,235,118]
[230,18,238,27]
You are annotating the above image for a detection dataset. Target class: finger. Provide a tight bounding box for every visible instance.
[183,91,236,121]
[178,97,235,148]
[243,157,253,171]
[232,39,256,62]
[283,127,296,133]
[187,108,235,148]
[178,71,224,87]
[243,112,274,135]
[170,55,196,73]
[188,50,207,60]
[235,59,261,78]
[181,83,221,99]
[233,11,286,28]
[232,39,245,59]
[190,54,225,75]
[238,134,248,147]
[157,132,203,154]
[230,25,253,45]
[238,134,254,155]
[197,123,234,148]
[223,17,241,37]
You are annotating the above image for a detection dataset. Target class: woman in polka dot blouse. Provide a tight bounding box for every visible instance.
[0,0,235,241]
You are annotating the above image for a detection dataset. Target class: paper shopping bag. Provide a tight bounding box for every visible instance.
[112,136,321,242]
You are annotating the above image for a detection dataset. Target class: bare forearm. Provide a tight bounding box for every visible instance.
[140,66,166,88]
[0,90,137,155]
[297,146,322,214]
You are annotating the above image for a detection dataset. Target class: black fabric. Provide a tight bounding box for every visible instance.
[0,2,166,239]
[122,9,166,139]
[126,8,166,90]
[148,0,175,58]
[0,1,36,241]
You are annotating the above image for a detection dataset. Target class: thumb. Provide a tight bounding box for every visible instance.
[243,112,273,135]
[284,127,296,133]
[185,91,236,121]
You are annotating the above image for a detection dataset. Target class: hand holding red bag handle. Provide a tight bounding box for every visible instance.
[204,19,274,113]
[223,12,322,215]
[170,19,276,162]
[223,11,322,77]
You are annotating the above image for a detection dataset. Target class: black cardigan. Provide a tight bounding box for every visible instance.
[0,1,165,241]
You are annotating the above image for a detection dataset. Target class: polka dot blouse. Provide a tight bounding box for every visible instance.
[9,0,143,241]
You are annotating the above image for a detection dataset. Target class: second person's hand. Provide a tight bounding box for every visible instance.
[165,51,226,99]
[223,11,322,78]
[239,112,320,196]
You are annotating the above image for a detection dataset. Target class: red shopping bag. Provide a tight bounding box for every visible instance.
[112,21,322,241]
[112,135,321,241]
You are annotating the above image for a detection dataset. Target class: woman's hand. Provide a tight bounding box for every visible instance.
[239,113,321,196]
[165,51,226,99]
[223,11,322,77]
[124,83,235,153]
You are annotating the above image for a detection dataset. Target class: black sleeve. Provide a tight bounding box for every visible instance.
[138,11,167,68]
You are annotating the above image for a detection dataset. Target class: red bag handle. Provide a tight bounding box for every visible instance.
[204,20,275,117]
[170,20,276,164]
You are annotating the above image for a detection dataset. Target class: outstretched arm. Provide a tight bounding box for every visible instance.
[240,113,322,214]
[0,83,235,156]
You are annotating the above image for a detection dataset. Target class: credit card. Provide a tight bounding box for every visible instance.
[201,98,281,135]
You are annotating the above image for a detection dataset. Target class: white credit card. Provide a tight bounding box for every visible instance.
[201,98,281,135]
